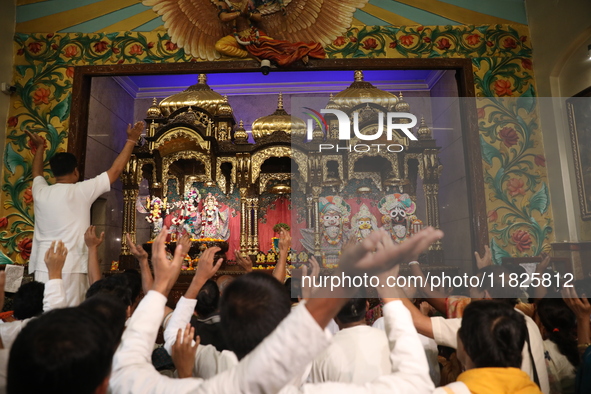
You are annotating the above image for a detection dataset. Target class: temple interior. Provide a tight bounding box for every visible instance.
[84,69,471,275]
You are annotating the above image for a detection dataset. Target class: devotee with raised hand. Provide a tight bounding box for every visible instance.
[398,264,550,393]
[434,300,543,394]
[26,121,145,306]
[126,233,153,294]
[273,228,291,283]
[0,240,68,350]
[171,323,199,379]
[110,225,442,394]
[84,225,104,285]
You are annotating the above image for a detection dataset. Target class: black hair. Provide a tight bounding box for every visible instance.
[475,265,520,305]
[220,272,291,360]
[458,300,526,369]
[79,294,127,351]
[336,289,367,325]
[537,297,579,366]
[13,281,45,320]
[7,307,117,394]
[195,279,220,317]
[123,269,142,303]
[85,276,133,307]
[49,152,78,177]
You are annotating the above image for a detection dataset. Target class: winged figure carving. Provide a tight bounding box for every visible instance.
[143,0,367,66]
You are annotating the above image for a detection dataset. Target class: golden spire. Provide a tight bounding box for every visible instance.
[354,70,364,82]
[198,74,207,84]
[277,92,284,110]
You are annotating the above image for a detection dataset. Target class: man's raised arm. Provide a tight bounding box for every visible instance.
[25,130,46,179]
[107,121,144,184]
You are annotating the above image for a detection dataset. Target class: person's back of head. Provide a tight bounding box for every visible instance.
[458,300,526,369]
[335,289,367,326]
[86,276,133,314]
[220,272,291,360]
[13,281,45,320]
[537,297,579,366]
[122,269,142,304]
[7,306,120,394]
[49,152,78,178]
[472,265,520,305]
[79,294,127,351]
[196,279,220,317]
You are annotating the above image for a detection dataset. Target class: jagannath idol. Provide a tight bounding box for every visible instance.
[349,203,379,242]
[301,196,351,264]
[378,193,423,243]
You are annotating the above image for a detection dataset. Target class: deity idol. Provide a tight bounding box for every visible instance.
[378,193,423,243]
[300,196,350,264]
[349,203,378,242]
[144,196,168,235]
[199,193,230,240]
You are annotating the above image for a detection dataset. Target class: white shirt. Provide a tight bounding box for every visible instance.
[373,316,440,386]
[431,308,550,394]
[30,172,110,274]
[282,301,436,393]
[110,291,330,394]
[543,339,576,394]
[0,279,66,349]
[309,325,391,384]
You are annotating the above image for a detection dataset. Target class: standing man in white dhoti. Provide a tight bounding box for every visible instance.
[27,121,144,306]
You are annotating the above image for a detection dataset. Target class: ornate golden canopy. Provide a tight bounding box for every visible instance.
[331,70,399,111]
[251,93,306,140]
[158,74,232,117]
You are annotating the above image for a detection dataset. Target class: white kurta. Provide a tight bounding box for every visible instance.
[309,325,391,384]
[0,278,66,349]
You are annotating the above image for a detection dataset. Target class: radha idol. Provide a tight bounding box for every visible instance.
[199,193,230,240]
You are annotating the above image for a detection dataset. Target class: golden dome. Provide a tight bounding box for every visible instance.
[331,70,399,111]
[417,116,432,140]
[218,95,233,116]
[251,93,306,140]
[146,97,162,118]
[158,74,230,117]
[234,120,248,143]
[394,92,410,112]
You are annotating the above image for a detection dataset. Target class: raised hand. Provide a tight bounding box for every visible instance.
[0,271,5,314]
[562,286,591,318]
[186,247,222,299]
[195,247,223,282]
[126,233,149,262]
[474,245,492,270]
[126,121,145,142]
[235,250,253,273]
[25,129,46,149]
[151,227,185,296]
[171,323,199,379]
[278,229,291,254]
[178,233,192,258]
[338,227,443,276]
[537,253,551,272]
[44,240,68,280]
[84,226,105,249]
[308,255,320,278]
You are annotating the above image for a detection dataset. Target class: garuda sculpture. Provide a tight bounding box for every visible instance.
[143,0,367,66]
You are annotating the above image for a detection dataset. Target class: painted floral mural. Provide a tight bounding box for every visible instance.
[1,24,553,265]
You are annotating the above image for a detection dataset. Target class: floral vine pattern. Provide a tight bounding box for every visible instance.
[1,24,553,264]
